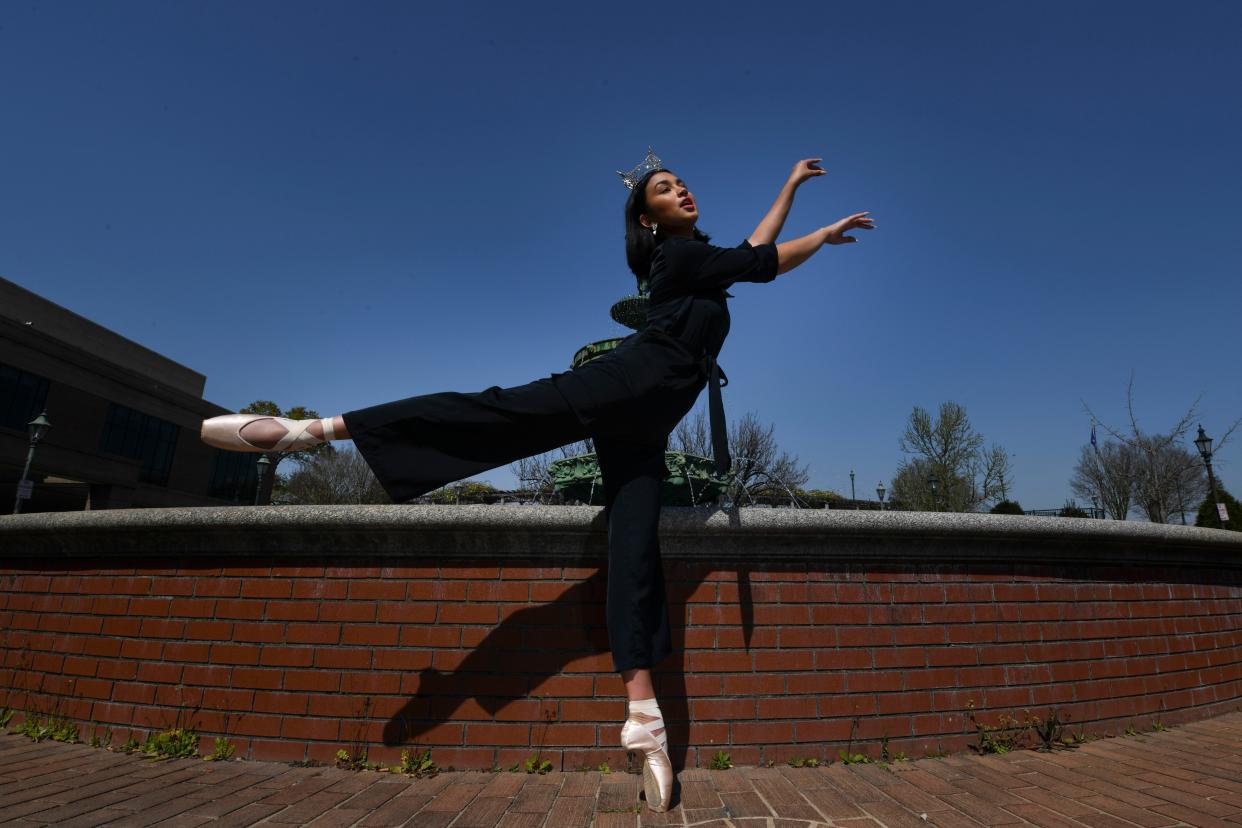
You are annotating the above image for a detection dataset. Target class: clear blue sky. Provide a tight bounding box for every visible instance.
[3,1,1240,509]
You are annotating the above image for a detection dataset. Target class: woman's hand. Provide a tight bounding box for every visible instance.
[787,158,826,188]
[823,211,875,245]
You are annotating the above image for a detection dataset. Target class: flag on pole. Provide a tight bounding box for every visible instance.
[1090,419,1098,451]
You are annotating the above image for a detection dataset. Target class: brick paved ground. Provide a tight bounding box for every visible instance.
[2,711,1241,827]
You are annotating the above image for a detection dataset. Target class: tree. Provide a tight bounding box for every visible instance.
[891,402,1012,512]
[1070,442,1137,520]
[990,500,1024,515]
[239,400,334,505]
[672,407,810,505]
[1130,438,1206,524]
[508,439,595,503]
[278,445,390,505]
[1082,378,1238,523]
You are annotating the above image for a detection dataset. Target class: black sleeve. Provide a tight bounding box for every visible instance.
[662,238,779,291]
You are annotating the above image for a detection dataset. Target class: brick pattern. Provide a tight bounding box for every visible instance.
[2,713,1242,827]
[1,558,1241,768]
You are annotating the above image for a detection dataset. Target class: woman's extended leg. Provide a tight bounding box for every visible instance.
[342,377,589,502]
[235,415,350,448]
[595,433,674,812]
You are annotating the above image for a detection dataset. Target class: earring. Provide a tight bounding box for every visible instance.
[650,223,658,236]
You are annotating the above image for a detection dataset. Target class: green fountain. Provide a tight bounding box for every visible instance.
[548,282,733,506]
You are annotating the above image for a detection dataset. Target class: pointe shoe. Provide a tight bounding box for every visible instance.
[622,713,672,812]
[200,414,335,453]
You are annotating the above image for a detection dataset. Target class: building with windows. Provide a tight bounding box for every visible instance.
[1,276,259,512]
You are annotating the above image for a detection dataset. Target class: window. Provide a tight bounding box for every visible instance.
[0,362,50,431]
[98,403,180,486]
[209,449,258,502]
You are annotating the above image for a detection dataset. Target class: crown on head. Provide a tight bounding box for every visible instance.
[617,146,664,190]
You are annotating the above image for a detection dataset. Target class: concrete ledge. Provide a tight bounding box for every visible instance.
[2,504,1239,560]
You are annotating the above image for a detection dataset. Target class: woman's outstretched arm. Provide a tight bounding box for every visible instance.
[747,159,825,246]
[775,211,875,275]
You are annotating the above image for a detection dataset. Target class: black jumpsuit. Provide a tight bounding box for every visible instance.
[342,237,780,671]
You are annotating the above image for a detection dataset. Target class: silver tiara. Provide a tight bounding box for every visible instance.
[616,146,663,190]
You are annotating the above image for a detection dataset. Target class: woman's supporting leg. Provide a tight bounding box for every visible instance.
[596,434,672,673]
[596,433,674,811]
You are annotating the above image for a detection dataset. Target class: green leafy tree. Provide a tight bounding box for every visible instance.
[990,500,1024,515]
[1196,486,1240,531]
[892,402,1012,512]
[239,400,334,504]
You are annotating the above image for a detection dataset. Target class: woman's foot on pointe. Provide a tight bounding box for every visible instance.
[200,414,344,452]
[621,698,672,813]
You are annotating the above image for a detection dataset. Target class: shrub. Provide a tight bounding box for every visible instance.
[1058,501,1090,518]
[990,500,1024,515]
[1196,486,1240,531]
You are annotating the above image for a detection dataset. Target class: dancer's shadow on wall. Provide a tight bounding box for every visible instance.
[382,563,755,771]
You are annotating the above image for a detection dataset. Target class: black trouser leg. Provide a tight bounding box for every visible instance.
[341,376,589,502]
[596,434,672,673]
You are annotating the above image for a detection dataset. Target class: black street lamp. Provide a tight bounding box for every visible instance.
[255,455,271,506]
[13,411,52,515]
[849,469,856,505]
[876,481,886,512]
[928,474,940,512]
[1195,424,1222,528]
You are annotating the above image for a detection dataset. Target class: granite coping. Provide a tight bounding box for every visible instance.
[1,505,1240,562]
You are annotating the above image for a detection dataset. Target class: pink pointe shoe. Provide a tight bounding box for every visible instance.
[200,414,335,453]
[621,706,672,813]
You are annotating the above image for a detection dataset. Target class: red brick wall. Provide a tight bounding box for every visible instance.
[3,552,1241,769]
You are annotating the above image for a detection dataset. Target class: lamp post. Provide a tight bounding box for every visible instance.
[876,481,886,512]
[13,411,52,515]
[928,474,940,512]
[1194,424,1221,528]
[255,455,271,506]
[849,469,856,506]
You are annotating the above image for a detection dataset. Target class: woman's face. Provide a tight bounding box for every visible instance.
[641,171,697,232]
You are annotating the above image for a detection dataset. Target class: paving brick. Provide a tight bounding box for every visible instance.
[265,790,352,823]
[799,783,870,820]
[543,795,594,827]
[1000,802,1084,828]
[421,779,487,812]
[496,813,550,828]
[338,780,406,811]
[597,776,640,811]
[355,789,435,826]
[511,779,561,812]
[454,795,514,828]
[939,791,1025,825]
[1079,794,1181,827]
[592,814,637,828]
[719,790,772,818]
[860,800,935,828]
[4,711,1242,828]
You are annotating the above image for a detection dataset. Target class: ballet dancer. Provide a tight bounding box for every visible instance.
[201,147,875,811]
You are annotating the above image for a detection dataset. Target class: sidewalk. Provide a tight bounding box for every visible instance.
[1,712,1241,827]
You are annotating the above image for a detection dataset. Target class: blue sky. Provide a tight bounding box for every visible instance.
[2,1,1239,508]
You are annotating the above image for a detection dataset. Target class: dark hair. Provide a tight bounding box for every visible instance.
[624,168,711,289]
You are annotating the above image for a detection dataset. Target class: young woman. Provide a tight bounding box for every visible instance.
[201,151,874,812]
